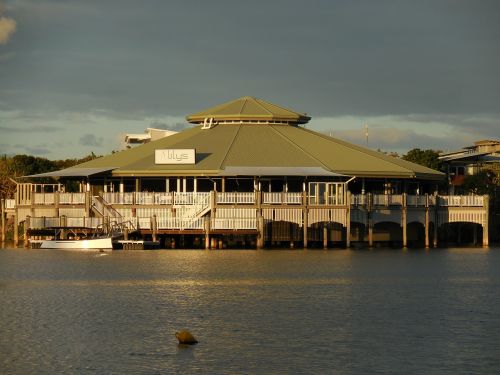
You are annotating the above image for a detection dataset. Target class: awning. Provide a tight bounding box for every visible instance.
[23,167,117,178]
[217,166,346,177]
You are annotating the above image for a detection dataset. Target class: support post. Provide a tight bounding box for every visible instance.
[1,199,5,243]
[368,215,373,248]
[433,194,438,248]
[483,195,489,247]
[367,193,373,247]
[85,191,91,216]
[13,211,18,247]
[346,192,351,248]
[323,225,328,249]
[257,214,264,250]
[24,216,30,248]
[204,216,210,250]
[402,193,407,248]
[60,215,67,239]
[152,215,157,242]
[424,194,430,249]
[303,208,308,248]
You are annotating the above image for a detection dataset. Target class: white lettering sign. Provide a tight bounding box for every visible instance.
[155,149,196,164]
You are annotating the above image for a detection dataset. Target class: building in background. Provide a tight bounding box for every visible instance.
[124,128,177,146]
[439,140,500,192]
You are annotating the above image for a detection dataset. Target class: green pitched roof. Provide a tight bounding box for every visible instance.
[73,122,444,180]
[186,96,311,125]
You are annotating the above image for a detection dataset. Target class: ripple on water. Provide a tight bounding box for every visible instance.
[1,248,499,374]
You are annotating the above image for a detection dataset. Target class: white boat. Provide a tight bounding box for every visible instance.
[31,237,113,250]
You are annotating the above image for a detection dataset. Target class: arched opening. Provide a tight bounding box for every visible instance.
[407,221,425,248]
[308,221,345,248]
[439,222,483,246]
[264,220,302,248]
[373,221,402,247]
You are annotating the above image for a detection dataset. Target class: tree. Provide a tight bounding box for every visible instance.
[402,148,444,171]
[0,153,101,199]
[462,170,495,196]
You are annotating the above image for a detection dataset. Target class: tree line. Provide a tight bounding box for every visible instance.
[1,149,499,199]
[0,153,99,199]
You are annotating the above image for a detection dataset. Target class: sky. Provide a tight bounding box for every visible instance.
[0,0,499,159]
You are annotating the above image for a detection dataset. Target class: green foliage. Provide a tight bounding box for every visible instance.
[0,153,100,199]
[462,170,496,196]
[402,148,444,171]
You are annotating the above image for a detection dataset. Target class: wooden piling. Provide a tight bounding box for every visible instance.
[152,215,157,242]
[402,193,407,248]
[24,216,30,248]
[204,216,210,250]
[257,214,264,249]
[13,211,18,247]
[346,192,351,248]
[483,195,489,247]
[303,208,308,248]
[1,199,5,243]
[323,225,328,249]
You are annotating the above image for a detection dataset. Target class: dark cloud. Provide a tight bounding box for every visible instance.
[0,125,61,133]
[24,145,51,155]
[79,134,103,147]
[1,0,499,157]
[2,0,499,118]
[150,121,190,132]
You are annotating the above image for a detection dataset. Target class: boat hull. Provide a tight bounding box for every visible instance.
[32,238,113,250]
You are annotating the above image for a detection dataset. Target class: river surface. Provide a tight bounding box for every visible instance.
[1,246,499,374]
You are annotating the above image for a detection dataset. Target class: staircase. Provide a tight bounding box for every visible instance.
[173,192,211,229]
[92,195,122,219]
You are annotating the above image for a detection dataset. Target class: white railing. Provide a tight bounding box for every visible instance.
[285,192,303,204]
[29,216,104,229]
[211,218,257,230]
[217,192,255,204]
[438,195,484,207]
[33,193,55,205]
[263,192,283,204]
[154,193,173,205]
[351,194,366,206]
[66,217,84,227]
[59,193,86,205]
[263,192,303,205]
[156,217,204,230]
[102,192,135,205]
[29,217,60,228]
[174,192,196,205]
[372,194,403,206]
[406,195,427,206]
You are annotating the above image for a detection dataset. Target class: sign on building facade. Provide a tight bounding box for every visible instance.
[155,149,196,164]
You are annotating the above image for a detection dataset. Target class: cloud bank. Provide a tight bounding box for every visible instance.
[0,4,16,44]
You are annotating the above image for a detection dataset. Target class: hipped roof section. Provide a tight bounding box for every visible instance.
[71,122,444,180]
[186,96,311,125]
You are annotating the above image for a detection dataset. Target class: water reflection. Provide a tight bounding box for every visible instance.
[0,247,499,374]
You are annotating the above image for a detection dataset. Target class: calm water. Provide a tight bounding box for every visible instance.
[1,247,499,374]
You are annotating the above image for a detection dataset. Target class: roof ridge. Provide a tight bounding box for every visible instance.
[269,125,333,172]
[253,97,274,116]
[255,97,307,117]
[219,124,242,169]
[239,97,248,115]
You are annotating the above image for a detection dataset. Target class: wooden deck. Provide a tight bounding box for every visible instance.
[5,189,490,248]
